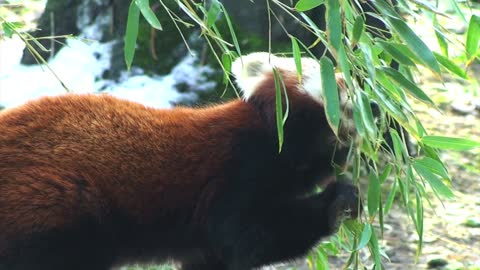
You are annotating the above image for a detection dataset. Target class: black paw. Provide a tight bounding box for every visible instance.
[323,181,360,233]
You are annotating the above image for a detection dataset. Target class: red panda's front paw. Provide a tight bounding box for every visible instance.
[325,181,360,233]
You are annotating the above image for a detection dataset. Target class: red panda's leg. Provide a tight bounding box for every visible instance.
[0,171,110,270]
[210,181,359,270]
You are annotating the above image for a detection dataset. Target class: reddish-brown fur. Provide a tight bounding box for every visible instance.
[0,94,258,237]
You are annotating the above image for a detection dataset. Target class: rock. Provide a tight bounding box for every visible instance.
[427,258,448,269]
[451,101,476,116]
[465,218,480,228]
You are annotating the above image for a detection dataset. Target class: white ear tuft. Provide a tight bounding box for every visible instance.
[231,52,276,100]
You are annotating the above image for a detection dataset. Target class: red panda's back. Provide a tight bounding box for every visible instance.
[0,94,257,241]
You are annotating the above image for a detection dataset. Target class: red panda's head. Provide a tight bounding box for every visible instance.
[232,52,354,140]
[231,53,354,188]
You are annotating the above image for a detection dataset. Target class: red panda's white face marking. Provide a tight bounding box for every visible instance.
[231,52,351,110]
[232,52,322,104]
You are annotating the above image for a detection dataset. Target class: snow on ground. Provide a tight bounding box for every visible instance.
[0,35,213,109]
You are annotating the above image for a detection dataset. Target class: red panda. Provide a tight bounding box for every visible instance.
[0,52,359,270]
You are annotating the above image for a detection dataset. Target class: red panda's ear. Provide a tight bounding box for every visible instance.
[232,53,276,100]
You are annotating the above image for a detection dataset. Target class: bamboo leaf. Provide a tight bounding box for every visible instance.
[315,247,330,270]
[415,157,449,179]
[220,4,242,58]
[415,191,424,259]
[435,29,449,57]
[221,52,232,84]
[384,178,397,214]
[357,91,377,139]
[385,16,441,74]
[380,67,435,106]
[125,1,141,70]
[369,229,382,270]
[135,0,162,30]
[2,22,24,38]
[206,0,222,28]
[337,44,353,88]
[351,16,364,46]
[294,0,324,12]
[379,164,392,184]
[390,128,408,162]
[421,136,480,150]
[359,42,376,82]
[466,15,480,58]
[433,15,449,57]
[448,0,467,24]
[378,41,416,66]
[368,172,380,218]
[320,57,341,134]
[356,224,372,250]
[291,36,303,83]
[273,68,288,153]
[434,52,468,79]
[352,103,366,138]
[413,161,454,198]
[326,0,341,50]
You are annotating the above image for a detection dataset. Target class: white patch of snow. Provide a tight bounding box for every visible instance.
[171,55,217,92]
[77,0,112,40]
[0,30,216,109]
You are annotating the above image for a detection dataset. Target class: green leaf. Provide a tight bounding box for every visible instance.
[413,161,454,198]
[315,247,330,270]
[379,164,392,184]
[221,52,232,84]
[125,1,141,70]
[414,191,424,258]
[466,15,480,58]
[220,4,242,58]
[320,57,341,135]
[206,0,222,28]
[135,0,162,30]
[390,128,408,162]
[367,172,380,218]
[448,0,467,24]
[273,68,289,153]
[352,104,366,138]
[421,136,480,150]
[357,91,377,139]
[385,16,441,74]
[359,42,376,82]
[414,157,449,180]
[384,178,397,214]
[351,16,365,46]
[377,41,416,66]
[433,52,468,79]
[380,67,435,106]
[356,224,372,250]
[337,44,353,88]
[326,0,341,50]
[2,22,24,38]
[2,22,14,38]
[433,18,448,57]
[291,36,303,83]
[294,0,324,12]
[369,229,382,270]
[371,86,408,124]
